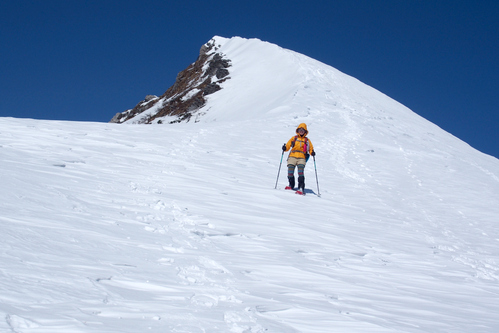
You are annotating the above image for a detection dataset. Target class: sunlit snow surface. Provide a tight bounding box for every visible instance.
[1,37,499,332]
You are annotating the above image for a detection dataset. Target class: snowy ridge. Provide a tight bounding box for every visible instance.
[1,36,499,332]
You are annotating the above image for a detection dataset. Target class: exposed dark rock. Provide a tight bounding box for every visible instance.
[110,38,231,124]
[203,83,222,96]
[216,68,230,79]
[110,112,124,123]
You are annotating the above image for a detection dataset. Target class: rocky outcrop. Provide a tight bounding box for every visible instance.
[110,38,231,124]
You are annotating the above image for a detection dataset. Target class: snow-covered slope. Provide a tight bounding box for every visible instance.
[1,37,499,332]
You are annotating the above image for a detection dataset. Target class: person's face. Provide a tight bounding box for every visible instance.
[298,128,305,135]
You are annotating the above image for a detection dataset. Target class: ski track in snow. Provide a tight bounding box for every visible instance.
[2,115,498,333]
[1,37,499,332]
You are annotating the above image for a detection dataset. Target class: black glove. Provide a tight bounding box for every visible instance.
[311,151,316,156]
[282,144,286,151]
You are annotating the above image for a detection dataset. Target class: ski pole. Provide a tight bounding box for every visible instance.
[274,150,285,189]
[313,155,321,197]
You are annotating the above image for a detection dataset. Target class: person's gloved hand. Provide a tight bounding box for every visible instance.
[282,144,286,151]
[311,151,316,156]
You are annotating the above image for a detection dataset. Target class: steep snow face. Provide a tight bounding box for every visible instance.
[202,36,428,131]
[1,36,499,332]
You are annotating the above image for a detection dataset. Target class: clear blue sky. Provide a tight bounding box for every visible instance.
[1,0,498,159]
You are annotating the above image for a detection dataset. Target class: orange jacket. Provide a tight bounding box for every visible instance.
[284,123,314,159]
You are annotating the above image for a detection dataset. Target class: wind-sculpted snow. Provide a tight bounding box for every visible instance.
[1,37,499,332]
[1,113,498,332]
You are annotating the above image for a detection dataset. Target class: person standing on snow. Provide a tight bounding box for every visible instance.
[282,123,315,194]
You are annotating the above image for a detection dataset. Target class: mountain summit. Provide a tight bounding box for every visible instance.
[111,36,411,125]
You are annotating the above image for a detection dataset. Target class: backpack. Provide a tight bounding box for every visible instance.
[291,135,310,162]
